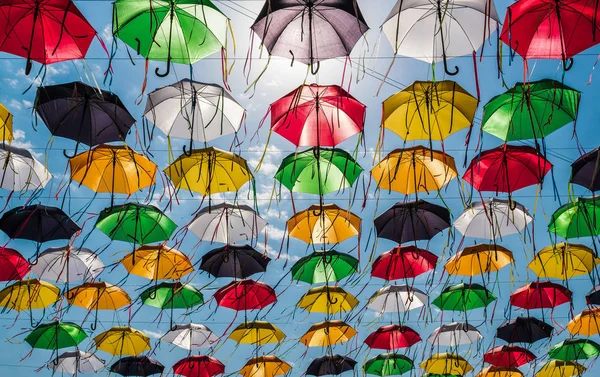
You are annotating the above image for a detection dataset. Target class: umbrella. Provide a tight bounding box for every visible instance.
[140,283,204,319]
[0,279,60,312]
[372,246,437,280]
[510,282,572,309]
[548,197,600,238]
[50,351,105,374]
[306,355,356,376]
[484,345,536,368]
[587,286,600,305]
[528,243,599,279]
[374,200,451,244]
[251,0,369,72]
[567,307,600,336]
[535,361,585,377]
[445,244,514,276]
[363,354,413,376]
[0,204,80,243]
[239,356,291,377]
[0,103,13,141]
[496,317,554,344]
[113,0,229,77]
[173,356,225,377]
[482,80,580,142]
[367,285,428,313]
[66,282,131,329]
[427,323,483,346]
[432,283,496,312]
[0,247,30,281]
[364,325,421,350]
[214,279,276,311]
[300,321,357,347]
[121,244,193,280]
[269,84,365,147]
[477,367,524,377]
[297,286,358,314]
[96,203,177,245]
[162,324,218,350]
[94,326,151,356]
[188,203,267,244]
[200,244,271,279]
[31,246,104,283]
[275,148,362,195]
[0,144,51,191]
[291,250,358,284]
[110,356,164,377]
[549,338,600,361]
[453,199,533,239]
[287,204,361,244]
[229,321,285,345]
[420,354,473,375]
[570,147,600,191]
[26,321,87,350]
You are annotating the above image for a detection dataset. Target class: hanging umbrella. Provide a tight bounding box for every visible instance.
[496,317,554,344]
[364,325,421,350]
[0,103,13,141]
[297,286,358,314]
[477,367,524,377]
[300,320,356,347]
[113,0,229,77]
[214,279,276,311]
[420,354,473,375]
[484,346,536,368]
[427,323,482,346]
[445,244,514,276]
[454,199,533,239]
[528,243,599,279]
[375,200,450,244]
[363,354,413,377]
[291,250,358,284]
[372,246,437,280]
[367,285,428,313]
[464,145,552,194]
[110,356,164,377]
[165,147,253,196]
[432,283,496,312]
[510,282,572,309]
[287,204,361,244]
[568,307,600,336]
[121,244,193,280]
[0,0,97,74]
[188,203,267,244]
[0,144,51,191]
[482,80,580,142]
[0,204,79,243]
[275,148,362,195]
[535,361,585,377]
[251,0,369,73]
[269,84,365,147]
[31,246,104,283]
[0,279,60,312]
[0,247,30,281]
[140,282,204,311]
[50,351,105,374]
[229,321,285,345]
[200,244,271,279]
[96,204,177,245]
[161,323,218,350]
[239,356,291,377]
[306,355,356,376]
[26,321,87,350]
[548,197,600,238]
[144,79,245,148]
[35,82,134,156]
[173,356,225,377]
[549,338,600,361]
[94,326,151,356]
[570,147,600,191]
[587,286,600,305]
[66,282,131,329]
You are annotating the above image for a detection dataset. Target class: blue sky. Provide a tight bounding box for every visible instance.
[0,0,599,376]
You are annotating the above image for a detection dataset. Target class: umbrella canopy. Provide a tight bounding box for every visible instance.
[0,247,30,281]
[162,323,218,350]
[173,356,225,377]
[26,321,87,350]
[50,351,105,374]
[367,285,428,313]
[291,250,358,284]
[432,283,496,311]
[484,345,536,368]
[496,317,554,344]
[214,279,276,311]
[364,325,421,350]
[453,199,533,239]
[0,204,80,242]
[94,326,151,356]
[528,243,599,279]
[110,356,164,377]
[287,204,361,244]
[445,244,514,276]
[372,246,437,280]
[121,244,193,280]
[363,353,413,377]
[297,286,358,314]
[66,282,131,310]
[570,147,600,191]
[239,356,291,377]
[306,355,356,376]
[420,354,473,375]
[0,103,12,141]
[549,338,600,361]
[31,246,104,283]
[587,285,600,305]
[229,321,285,345]
[300,320,357,347]
[535,361,585,377]
[201,244,271,279]
[375,200,450,244]
[427,322,483,346]
[188,203,267,244]
[477,367,524,377]
[140,282,204,309]
[567,307,600,336]
[510,282,572,309]
[548,197,600,238]
[0,279,60,311]
[0,144,51,191]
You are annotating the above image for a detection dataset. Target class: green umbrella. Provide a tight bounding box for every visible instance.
[548,197,600,239]
[364,353,414,376]
[96,203,177,244]
[549,338,600,361]
[432,283,496,312]
[25,321,87,350]
[275,148,362,195]
[113,0,229,77]
[140,282,204,309]
[291,250,358,284]
[482,79,580,141]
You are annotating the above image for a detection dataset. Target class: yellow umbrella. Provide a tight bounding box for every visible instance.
[445,244,514,276]
[239,356,291,377]
[94,326,151,356]
[297,286,358,314]
[567,307,600,336]
[382,81,478,141]
[535,361,585,377]
[0,103,13,141]
[371,146,457,194]
[420,353,473,375]
[528,242,599,279]
[477,367,524,377]
[300,320,357,347]
[0,279,60,312]
[120,245,194,280]
[229,321,286,345]
[287,204,361,244]
[164,147,253,195]
[66,282,131,310]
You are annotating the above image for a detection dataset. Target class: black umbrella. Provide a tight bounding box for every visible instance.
[586,286,600,305]
[200,244,271,279]
[306,355,357,376]
[34,81,135,157]
[0,204,80,243]
[374,200,451,244]
[571,147,600,191]
[110,356,164,377]
[496,317,554,344]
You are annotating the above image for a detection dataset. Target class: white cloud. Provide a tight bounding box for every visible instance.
[263,208,288,220]
[142,329,164,339]
[7,100,21,111]
[21,100,32,109]
[256,242,299,262]
[11,129,42,159]
[102,24,113,43]
[12,129,25,139]
[4,79,17,88]
[266,225,286,241]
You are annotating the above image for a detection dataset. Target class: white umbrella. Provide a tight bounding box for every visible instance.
[427,322,482,346]
[161,323,218,350]
[367,285,428,313]
[188,203,267,244]
[453,199,533,239]
[0,143,51,191]
[50,351,105,374]
[31,246,104,283]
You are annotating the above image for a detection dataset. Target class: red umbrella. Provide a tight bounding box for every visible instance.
[510,281,572,309]
[213,279,277,311]
[463,145,552,194]
[0,247,29,281]
[364,324,421,350]
[269,84,366,147]
[173,356,225,377]
[0,0,97,74]
[484,345,536,367]
[371,246,438,280]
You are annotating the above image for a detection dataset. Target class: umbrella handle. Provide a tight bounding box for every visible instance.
[441,51,459,76]
[310,60,320,75]
[563,58,574,71]
[183,140,194,157]
[63,143,80,159]
[436,0,459,76]
[156,58,171,77]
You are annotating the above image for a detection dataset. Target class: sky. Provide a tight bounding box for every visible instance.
[0,0,600,376]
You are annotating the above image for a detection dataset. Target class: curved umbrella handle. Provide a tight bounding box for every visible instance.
[25,59,33,76]
[183,139,194,157]
[63,143,80,159]
[310,60,321,75]
[156,56,171,77]
[442,54,459,76]
[563,58,574,71]
[328,296,338,305]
